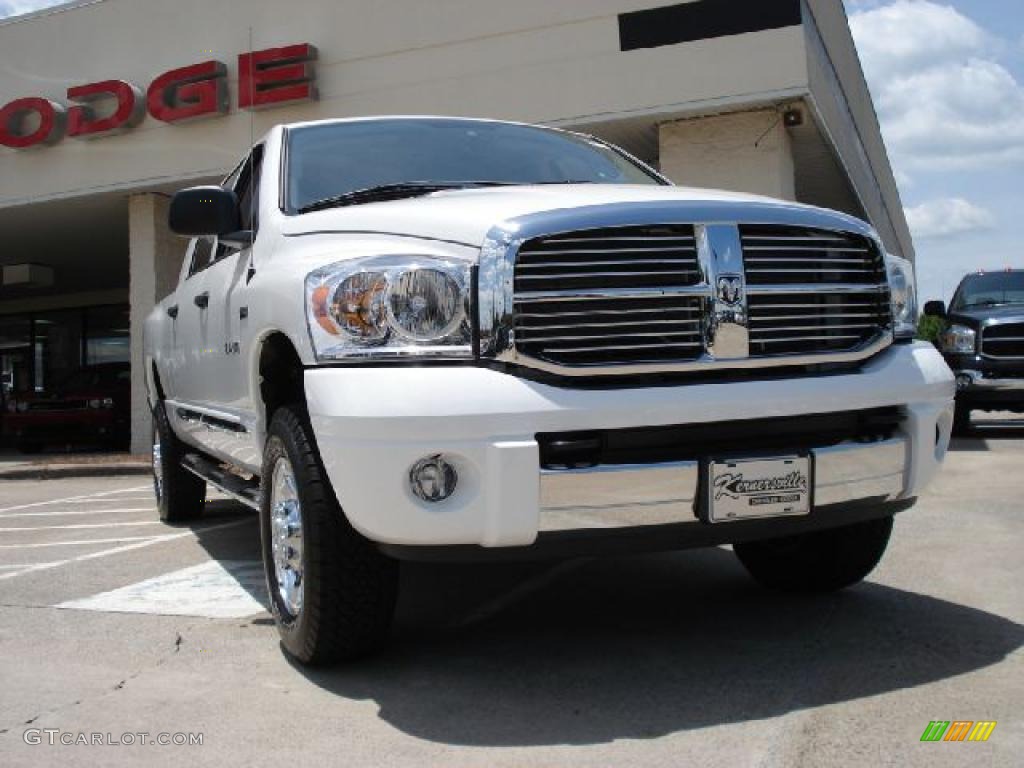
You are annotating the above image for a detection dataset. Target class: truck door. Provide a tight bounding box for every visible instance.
[182,147,263,467]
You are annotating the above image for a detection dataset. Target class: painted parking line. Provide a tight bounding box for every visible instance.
[0,484,151,514]
[0,520,164,532]
[0,508,155,519]
[0,534,168,549]
[58,559,268,618]
[0,518,253,582]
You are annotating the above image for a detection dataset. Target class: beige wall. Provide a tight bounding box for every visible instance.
[803,0,914,260]
[659,110,796,200]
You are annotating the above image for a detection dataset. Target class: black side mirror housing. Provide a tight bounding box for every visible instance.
[923,300,947,318]
[169,186,240,237]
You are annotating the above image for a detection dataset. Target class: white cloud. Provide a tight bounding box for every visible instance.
[905,197,996,239]
[850,1,1024,171]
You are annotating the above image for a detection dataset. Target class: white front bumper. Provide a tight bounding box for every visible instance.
[305,342,954,548]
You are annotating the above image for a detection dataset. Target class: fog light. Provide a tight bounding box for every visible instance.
[956,374,973,391]
[409,454,458,502]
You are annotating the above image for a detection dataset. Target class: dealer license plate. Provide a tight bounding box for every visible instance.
[707,455,811,523]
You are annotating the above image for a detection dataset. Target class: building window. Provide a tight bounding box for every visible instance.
[85,305,130,365]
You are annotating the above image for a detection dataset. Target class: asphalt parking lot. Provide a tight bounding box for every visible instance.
[0,418,1021,767]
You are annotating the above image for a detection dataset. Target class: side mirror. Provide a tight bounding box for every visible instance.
[923,300,946,318]
[169,186,240,237]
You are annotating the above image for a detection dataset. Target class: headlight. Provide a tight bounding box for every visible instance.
[305,255,472,361]
[941,324,977,354]
[886,254,918,339]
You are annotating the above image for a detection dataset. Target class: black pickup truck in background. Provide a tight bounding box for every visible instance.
[925,270,1024,433]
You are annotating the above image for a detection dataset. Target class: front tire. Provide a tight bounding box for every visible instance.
[260,405,398,665]
[152,400,205,523]
[952,404,971,435]
[734,515,894,593]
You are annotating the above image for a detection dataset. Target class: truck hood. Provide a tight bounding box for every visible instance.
[280,184,872,248]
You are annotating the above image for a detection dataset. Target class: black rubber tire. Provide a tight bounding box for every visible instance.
[952,404,971,436]
[734,515,894,593]
[259,404,398,666]
[152,400,205,523]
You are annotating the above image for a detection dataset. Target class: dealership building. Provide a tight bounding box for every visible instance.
[0,0,912,454]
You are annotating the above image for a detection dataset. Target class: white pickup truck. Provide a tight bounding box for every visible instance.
[145,116,954,665]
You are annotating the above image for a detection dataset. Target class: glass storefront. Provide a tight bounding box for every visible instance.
[0,304,129,406]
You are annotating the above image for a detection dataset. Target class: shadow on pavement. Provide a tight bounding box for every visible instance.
[292,546,1023,747]
[184,499,268,612]
[950,415,1024,451]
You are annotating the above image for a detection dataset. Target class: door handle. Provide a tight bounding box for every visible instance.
[167,304,179,319]
[194,292,210,309]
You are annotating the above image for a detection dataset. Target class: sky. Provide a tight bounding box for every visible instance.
[2,0,1022,302]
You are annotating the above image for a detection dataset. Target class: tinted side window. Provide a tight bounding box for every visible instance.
[188,238,216,277]
[236,145,263,233]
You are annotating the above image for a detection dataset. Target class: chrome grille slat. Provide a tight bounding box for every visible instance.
[743,246,869,253]
[542,236,695,244]
[981,323,1024,358]
[745,268,876,274]
[516,308,701,319]
[517,270,700,281]
[521,247,697,256]
[542,341,703,354]
[749,323,877,333]
[746,283,888,294]
[512,224,704,366]
[514,286,708,302]
[517,259,697,269]
[523,330,703,343]
[519,318,702,331]
[743,257,874,264]
[750,312,877,320]
[740,225,891,357]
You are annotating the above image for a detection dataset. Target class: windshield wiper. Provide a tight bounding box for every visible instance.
[296,181,514,213]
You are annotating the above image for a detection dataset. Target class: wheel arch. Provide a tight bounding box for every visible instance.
[253,330,307,450]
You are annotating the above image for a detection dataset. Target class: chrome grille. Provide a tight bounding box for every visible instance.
[484,210,897,377]
[982,323,1024,358]
[513,225,704,366]
[741,225,891,356]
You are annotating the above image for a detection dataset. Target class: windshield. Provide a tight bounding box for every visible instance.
[285,118,663,213]
[951,272,1024,310]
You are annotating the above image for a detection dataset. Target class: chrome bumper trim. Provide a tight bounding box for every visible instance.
[538,437,907,532]
[956,370,1024,392]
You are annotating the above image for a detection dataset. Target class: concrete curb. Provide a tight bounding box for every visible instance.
[0,464,151,481]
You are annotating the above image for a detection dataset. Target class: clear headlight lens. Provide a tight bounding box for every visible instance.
[387,268,464,341]
[306,255,472,361]
[941,324,977,354]
[886,254,918,339]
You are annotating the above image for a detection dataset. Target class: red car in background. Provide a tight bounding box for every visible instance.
[4,363,131,453]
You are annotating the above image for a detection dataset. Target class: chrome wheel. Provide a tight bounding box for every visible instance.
[270,456,304,617]
[152,438,163,502]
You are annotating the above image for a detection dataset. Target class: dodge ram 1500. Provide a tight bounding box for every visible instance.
[145,116,955,665]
